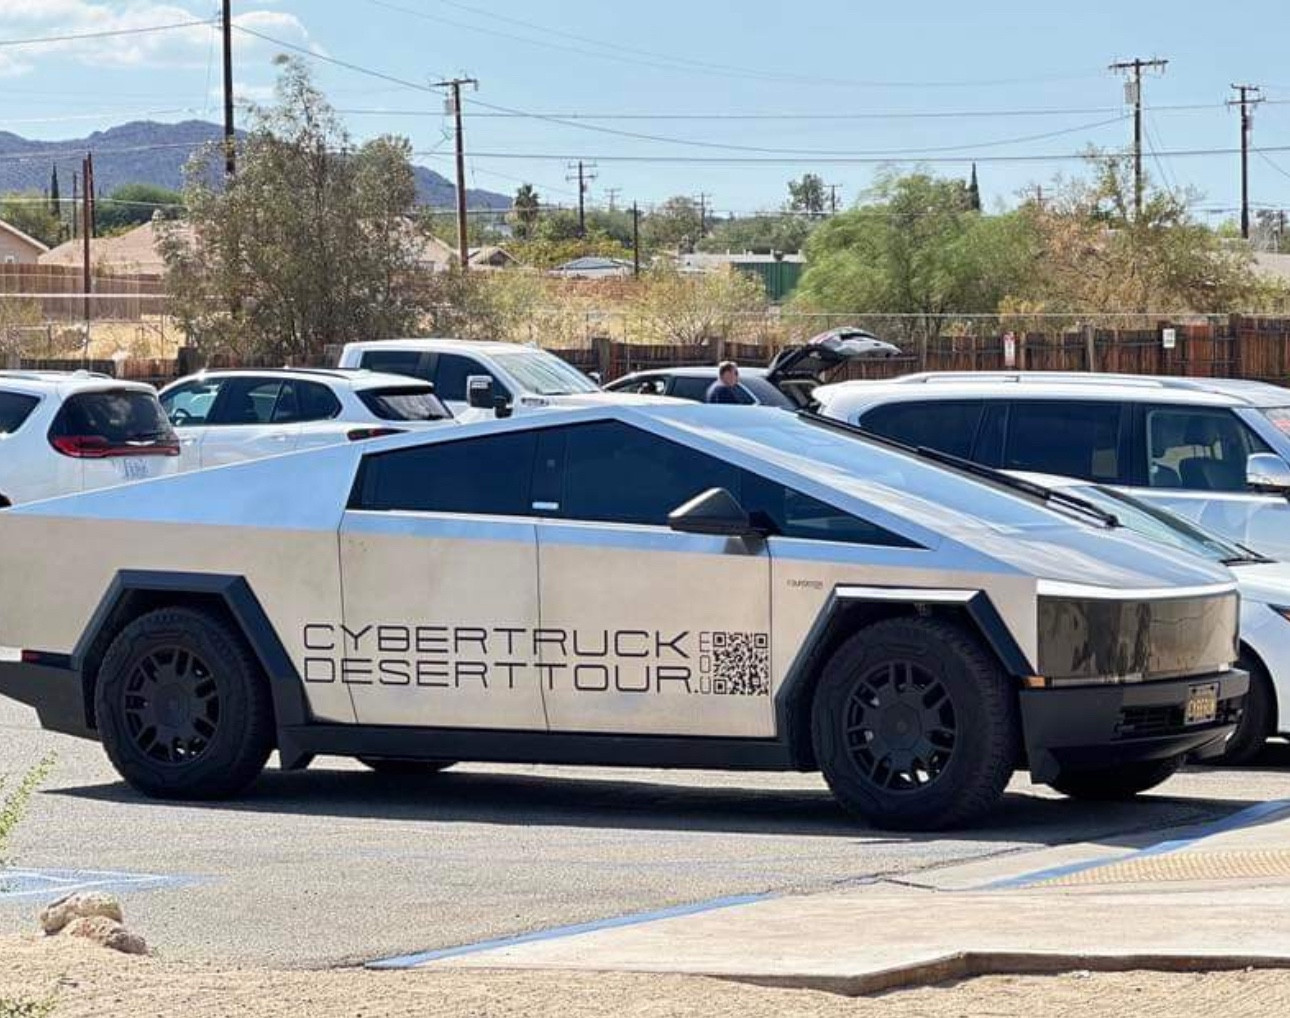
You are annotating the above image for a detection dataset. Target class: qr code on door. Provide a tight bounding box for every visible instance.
[702,631,770,696]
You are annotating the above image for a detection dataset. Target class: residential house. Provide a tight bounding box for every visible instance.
[0,219,50,264]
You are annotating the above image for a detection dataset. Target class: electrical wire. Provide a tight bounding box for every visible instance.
[0,18,214,48]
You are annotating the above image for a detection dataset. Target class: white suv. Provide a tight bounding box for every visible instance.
[337,339,613,418]
[0,371,180,506]
[158,368,453,470]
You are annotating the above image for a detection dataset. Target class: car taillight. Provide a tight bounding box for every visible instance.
[346,427,405,441]
[50,435,181,458]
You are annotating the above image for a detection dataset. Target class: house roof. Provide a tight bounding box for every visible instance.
[552,256,633,272]
[0,218,50,254]
[39,219,184,274]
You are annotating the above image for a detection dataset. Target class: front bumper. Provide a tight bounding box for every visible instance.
[0,659,95,740]
[1020,668,1248,783]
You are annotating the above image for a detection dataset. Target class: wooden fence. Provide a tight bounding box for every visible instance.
[18,315,1290,388]
[0,264,164,321]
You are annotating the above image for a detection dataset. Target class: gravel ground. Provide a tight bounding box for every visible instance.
[2,936,1289,1018]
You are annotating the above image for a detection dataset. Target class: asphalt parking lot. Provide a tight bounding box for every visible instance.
[3,696,1289,969]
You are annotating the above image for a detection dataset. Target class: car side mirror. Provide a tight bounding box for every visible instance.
[1247,453,1290,494]
[588,371,603,385]
[466,375,494,410]
[668,487,764,538]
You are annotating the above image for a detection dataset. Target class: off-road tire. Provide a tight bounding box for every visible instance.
[1208,654,1275,766]
[1049,755,1183,801]
[96,607,274,799]
[357,757,457,776]
[811,616,1020,831]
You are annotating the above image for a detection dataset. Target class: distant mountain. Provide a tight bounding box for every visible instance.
[0,119,510,210]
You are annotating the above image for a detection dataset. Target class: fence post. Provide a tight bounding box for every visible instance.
[1230,313,1243,379]
[1083,323,1096,372]
[591,335,613,380]
[176,346,204,377]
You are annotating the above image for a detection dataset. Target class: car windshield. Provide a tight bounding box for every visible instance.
[1070,482,1265,565]
[358,386,451,421]
[492,350,600,395]
[1260,407,1290,437]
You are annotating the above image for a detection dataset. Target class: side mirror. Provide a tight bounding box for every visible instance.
[1247,453,1290,494]
[588,371,603,385]
[493,395,513,419]
[466,375,494,410]
[668,487,764,538]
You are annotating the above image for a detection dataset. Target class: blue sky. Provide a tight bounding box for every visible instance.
[4,0,1290,219]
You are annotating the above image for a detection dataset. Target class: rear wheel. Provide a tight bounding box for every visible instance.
[95,608,274,800]
[811,617,1020,831]
[357,757,457,776]
[1209,654,1275,766]
[1049,756,1183,801]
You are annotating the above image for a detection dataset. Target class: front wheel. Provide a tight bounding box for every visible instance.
[1049,756,1183,801]
[1208,656,1274,766]
[811,617,1020,831]
[95,608,274,800]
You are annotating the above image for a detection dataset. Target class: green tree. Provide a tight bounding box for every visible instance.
[794,171,1036,344]
[787,173,827,216]
[96,183,184,235]
[642,196,703,253]
[699,214,814,254]
[160,58,428,361]
[0,191,62,248]
[509,183,541,240]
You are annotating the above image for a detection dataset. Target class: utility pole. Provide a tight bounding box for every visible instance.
[81,153,95,343]
[222,0,235,177]
[1109,57,1169,220]
[632,202,641,276]
[826,183,841,215]
[566,160,596,236]
[604,187,621,212]
[434,76,479,271]
[695,192,711,235]
[1229,84,1264,240]
[70,170,78,240]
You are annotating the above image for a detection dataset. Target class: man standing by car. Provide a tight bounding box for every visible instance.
[705,361,744,404]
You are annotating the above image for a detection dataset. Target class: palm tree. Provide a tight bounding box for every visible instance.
[511,183,541,239]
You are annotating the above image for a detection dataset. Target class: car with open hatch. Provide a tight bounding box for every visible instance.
[0,404,1246,830]
[814,370,1290,561]
[0,370,180,506]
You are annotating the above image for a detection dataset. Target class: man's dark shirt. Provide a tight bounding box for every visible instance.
[705,379,743,404]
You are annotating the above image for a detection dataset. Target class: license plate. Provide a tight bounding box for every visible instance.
[119,457,150,481]
[1184,682,1219,726]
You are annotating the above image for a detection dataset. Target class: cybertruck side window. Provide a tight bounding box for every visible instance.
[859,400,984,458]
[353,431,538,515]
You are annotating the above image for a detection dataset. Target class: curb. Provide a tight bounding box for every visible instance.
[715,952,1290,997]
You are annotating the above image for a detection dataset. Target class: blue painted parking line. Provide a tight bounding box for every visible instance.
[984,798,1290,891]
[0,867,199,902]
[367,892,772,970]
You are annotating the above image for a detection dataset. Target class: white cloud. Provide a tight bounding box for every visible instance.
[0,2,315,75]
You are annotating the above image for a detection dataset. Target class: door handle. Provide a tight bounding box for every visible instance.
[532,501,560,512]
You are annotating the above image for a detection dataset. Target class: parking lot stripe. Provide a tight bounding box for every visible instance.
[983,798,1290,890]
[366,892,772,970]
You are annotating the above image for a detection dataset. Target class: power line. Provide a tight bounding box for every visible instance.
[1109,56,1169,218]
[0,18,214,47]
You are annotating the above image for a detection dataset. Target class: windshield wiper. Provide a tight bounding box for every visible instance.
[798,411,1120,529]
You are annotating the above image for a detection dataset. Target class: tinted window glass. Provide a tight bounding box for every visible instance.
[742,473,915,547]
[358,386,451,421]
[670,376,714,402]
[860,400,984,458]
[50,390,175,444]
[1003,401,1123,481]
[1146,406,1267,491]
[356,431,537,515]
[740,376,796,409]
[0,391,39,434]
[209,378,283,425]
[160,380,220,426]
[274,380,340,423]
[435,354,493,402]
[359,350,430,381]
[556,421,741,525]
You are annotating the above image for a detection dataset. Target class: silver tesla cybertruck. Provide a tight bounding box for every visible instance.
[0,404,1246,830]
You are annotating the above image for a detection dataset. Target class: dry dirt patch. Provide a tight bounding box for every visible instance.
[2,935,1289,1018]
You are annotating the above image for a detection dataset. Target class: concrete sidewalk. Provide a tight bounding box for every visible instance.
[400,799,1290,992]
